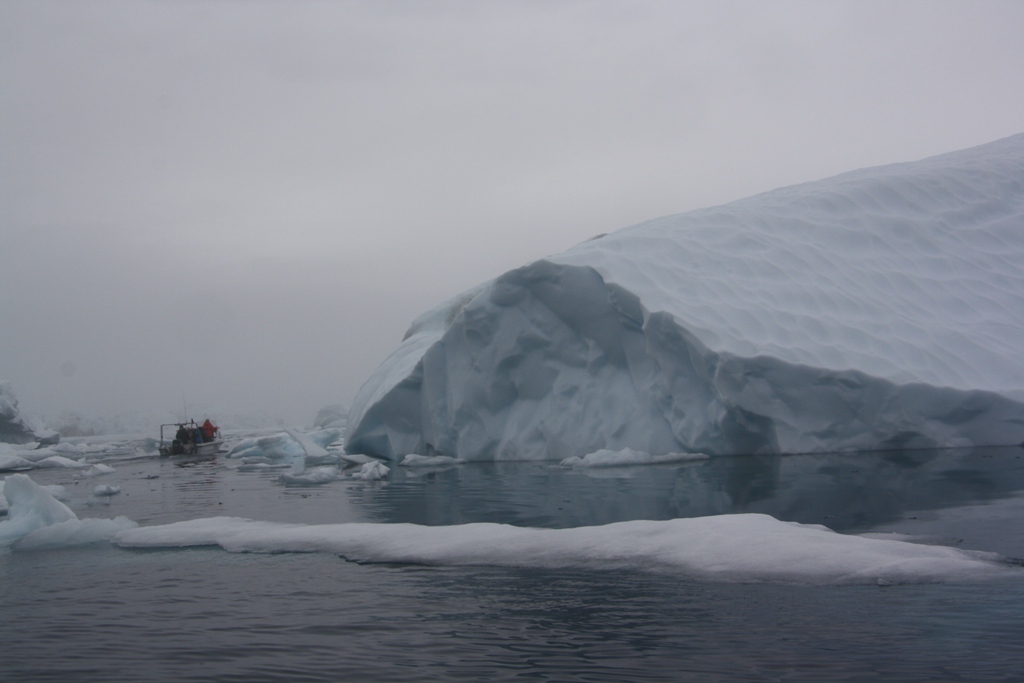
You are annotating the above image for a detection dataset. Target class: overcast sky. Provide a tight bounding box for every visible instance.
[2,0,1023,428]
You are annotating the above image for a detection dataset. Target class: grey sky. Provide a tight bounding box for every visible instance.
[2,0,1023,427]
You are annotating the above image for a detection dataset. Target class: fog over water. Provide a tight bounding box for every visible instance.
[2,1,1023,426]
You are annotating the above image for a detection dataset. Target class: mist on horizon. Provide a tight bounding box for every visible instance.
[2,0,1023,430]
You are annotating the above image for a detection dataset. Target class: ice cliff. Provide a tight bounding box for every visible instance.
[346,134,1024,461]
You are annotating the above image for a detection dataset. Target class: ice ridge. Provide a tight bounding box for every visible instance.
[347,134,1024,460]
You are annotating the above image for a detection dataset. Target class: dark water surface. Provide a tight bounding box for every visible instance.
[2,445,1024,682]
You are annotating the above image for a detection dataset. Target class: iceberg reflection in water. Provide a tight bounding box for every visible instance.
[1,444,1023,681]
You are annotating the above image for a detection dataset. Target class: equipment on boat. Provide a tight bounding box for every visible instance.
[158,419,221,457]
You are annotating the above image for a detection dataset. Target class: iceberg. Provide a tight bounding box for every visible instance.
[313,404,348,430]
[347,134,1024,461]
[112,513,1019,585]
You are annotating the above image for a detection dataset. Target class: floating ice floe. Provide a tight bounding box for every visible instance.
[34,455,89,469]
[350,461,389,481]
[92,484,121,497]
[400,454,466,467]
[0,450,33,472]
[77,464,116,478]
[313,404,348,430]
[340,453,378,466]
[0,474,135,548]
[112,513,1021,585]
[226,428,343,464]
[0,439,125,473]
[278,466,339,486]
[560,448,709,468]
[347,134,1024,461]
[0,381,47,445]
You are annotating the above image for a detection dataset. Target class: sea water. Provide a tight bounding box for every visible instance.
[2,444,1023,682]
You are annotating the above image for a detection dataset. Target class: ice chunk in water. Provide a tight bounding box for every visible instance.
[92,484,121,497]
[278,466,339,486]
[0,475,136,548]
[351,461,389,481]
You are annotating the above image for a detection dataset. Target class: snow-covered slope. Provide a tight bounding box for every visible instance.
[347,134,1024,461]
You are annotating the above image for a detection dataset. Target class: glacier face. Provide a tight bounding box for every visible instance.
[347,134,1024,460]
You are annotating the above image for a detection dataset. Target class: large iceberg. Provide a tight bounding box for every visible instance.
[347,134,1024,461]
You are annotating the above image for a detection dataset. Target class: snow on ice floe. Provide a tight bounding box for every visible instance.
[560,448,709,468]
[400,454,466,467]
[112,513,1021,585]
[92,484,121,497]
[346,134,1024,461]
[278,466,339,486]
[0,474,135,548]
[350,461,389,481]
[77,463,116,478]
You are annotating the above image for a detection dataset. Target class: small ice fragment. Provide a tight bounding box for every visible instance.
[340,453,376,466]
[93,484,121,497]
[400,454,465,467]
[351,461,389,481]
[34,455,88,469]
[278,466,339,486]
[78,464,116,478]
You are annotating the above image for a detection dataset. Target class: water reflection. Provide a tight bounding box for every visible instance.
[349,447,1024,533]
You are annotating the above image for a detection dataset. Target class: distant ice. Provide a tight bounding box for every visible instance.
[113,513,1020,585]
[313,404,348,430]
[560,448,709,468]
[0,438,127,473]
[34,455,88,469]
[0,448,33,472]
[0,474,136,548]
[347,134,1024,461]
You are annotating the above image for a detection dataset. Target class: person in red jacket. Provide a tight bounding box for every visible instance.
[201,418,218,442]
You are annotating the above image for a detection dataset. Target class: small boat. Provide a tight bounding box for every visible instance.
[158,420,222,456]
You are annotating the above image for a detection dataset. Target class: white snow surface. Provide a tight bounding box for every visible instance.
[226,429,343,463]
[0,474,135,548]
[560,448,709,468]
[400,454,466,467]
[112,513,1018,585]
[92,484,121,497]
[278,466,339,486]
[347,134,1024,460]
